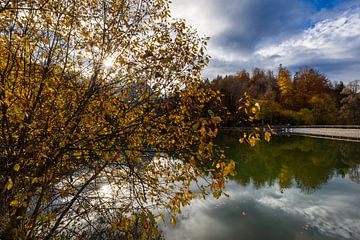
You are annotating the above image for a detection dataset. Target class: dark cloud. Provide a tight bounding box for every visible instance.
[211,0,314,53]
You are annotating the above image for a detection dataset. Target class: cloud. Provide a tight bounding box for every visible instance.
[255,177,360,239]
[170,0,230,37]
[213,0,314,53]
[256,8,360,82]
[171,0,360,83]
[173,0,313,50]
[160,178,360,240]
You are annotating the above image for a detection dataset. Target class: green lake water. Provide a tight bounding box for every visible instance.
[161,135,360,240]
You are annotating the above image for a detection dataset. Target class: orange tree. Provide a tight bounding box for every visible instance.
[0,0,240,239]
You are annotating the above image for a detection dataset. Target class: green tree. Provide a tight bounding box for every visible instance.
[0,1,236,239]
[258,100,281,125]
[309,94,337,124]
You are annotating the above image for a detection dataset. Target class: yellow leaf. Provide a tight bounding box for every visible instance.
[264,131,271,142]
[6,179,13,190]
[199,127,206,136]
[32,178,39,184]
[157,214,163,221]
[216,163,221,169]
[10,200,20,207]
[249,136,256,147]
[13,164,20,172]
[224,160,236,176]
[170,216,176,225]
[212,116,222,124]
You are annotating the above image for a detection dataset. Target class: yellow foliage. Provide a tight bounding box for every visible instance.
[0,0,234,238]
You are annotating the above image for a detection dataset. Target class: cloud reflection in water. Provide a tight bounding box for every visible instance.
[161,176,360,240]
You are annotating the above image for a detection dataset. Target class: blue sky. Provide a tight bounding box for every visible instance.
[171,0,360,83]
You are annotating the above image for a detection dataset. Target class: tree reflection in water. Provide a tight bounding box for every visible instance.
[216,135,360,192]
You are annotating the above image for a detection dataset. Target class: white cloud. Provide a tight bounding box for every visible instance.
[170,1,360,82]
[257,9,360,65]
[170,0,230,37]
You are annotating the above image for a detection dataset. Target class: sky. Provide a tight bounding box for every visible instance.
[171,0,360,83]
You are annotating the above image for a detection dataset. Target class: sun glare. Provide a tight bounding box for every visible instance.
[103,56,115,69]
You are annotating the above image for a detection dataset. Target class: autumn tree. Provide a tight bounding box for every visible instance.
[292,67,332,110]
[339,88,360,124]
[278,66,293,99]
[0,0,236,239]
[212,65,356,125]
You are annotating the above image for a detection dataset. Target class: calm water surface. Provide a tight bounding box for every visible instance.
[161,135,360,240]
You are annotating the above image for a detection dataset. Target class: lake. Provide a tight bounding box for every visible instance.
[160,135,360,240]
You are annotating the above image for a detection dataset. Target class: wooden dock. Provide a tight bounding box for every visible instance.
[220,126,360,142]
[288,126,360,142]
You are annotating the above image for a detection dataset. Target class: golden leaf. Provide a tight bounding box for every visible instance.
[249,136,256,147]
[13,164,20,172]
[6,179,13,191]
[264,131,271,142]
[199,127,206,136]
[170,216,176,225]
[10,200,21,207]
[32,178,39,184]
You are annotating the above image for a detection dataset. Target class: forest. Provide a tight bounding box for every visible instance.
[210,66,360,126]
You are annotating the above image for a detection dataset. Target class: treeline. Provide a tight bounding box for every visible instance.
[209,66,360,126]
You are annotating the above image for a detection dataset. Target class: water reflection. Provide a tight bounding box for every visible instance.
[161,136,360,240]
[217,135,360,191]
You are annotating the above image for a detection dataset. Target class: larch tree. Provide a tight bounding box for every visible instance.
[277,66,292,99]
[0,0,237,239]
